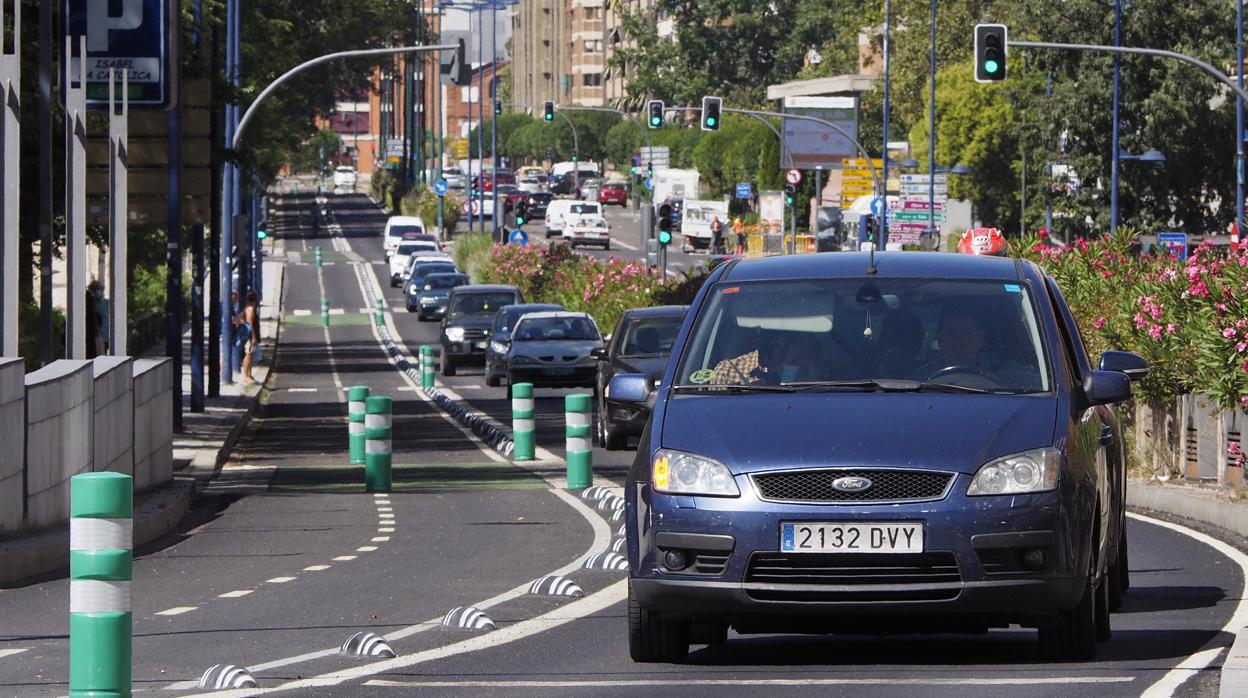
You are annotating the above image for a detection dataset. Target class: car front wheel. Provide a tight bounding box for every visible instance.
[441,356,457,377]
[1038,535,1101,661]
[628,580,688,663]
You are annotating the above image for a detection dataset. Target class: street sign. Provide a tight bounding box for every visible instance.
[644,178,654,190]
[890,232,923,245]
[870,197,886,217]
[841,168,876,179]
[900,173,949,184]
[63,0,177,109]
[785,169,803,185]
[842,158,884,168]
[434,179,448,197]
[888,222,931,232]
[508,228,529,246]
[900,200,945,211]
[1157,232,1188,260]
[735,182,752,199]
[899,184,948,195]
[641,146,670,171]
[891,211,947,223]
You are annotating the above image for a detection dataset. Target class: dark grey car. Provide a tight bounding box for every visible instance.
[440,285,524,376]
[414,273,470,321]
[485,303,566,387]
[504,312,603,391]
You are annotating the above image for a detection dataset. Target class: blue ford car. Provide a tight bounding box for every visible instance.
[614,252,1146,663]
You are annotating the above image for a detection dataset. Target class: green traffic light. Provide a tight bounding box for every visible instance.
[650,117,660,126]
[706,117,716,127]
[984,59,999,74]
[257,230,268,240]
[658,231,672,245]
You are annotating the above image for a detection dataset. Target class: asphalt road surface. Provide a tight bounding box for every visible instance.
[0,192,1244,697]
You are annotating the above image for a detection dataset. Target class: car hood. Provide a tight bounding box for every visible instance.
[511,339,602,359]
[614,356,670,378]
[445,315,495,330]
[659,392,1057,475]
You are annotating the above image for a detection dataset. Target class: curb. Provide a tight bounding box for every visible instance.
[1127,480,1248,698]
[0,478,193,587]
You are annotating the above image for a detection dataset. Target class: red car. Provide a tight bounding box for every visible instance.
[474,170,515,192]
[598,181,629,206]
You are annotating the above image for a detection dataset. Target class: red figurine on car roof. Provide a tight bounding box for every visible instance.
[957,227,1008,256]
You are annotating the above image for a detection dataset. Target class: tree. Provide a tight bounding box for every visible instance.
[290,129,343,173]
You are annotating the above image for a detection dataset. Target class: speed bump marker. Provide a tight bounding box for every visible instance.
[528,575,585,598]
[611,537,626,553]
[340,632,396,658]
[617,524,626,537]
[198,664,258,690]
[583,552,628,571]
[442,606,496,631]
[580,486,611,501]
[611,508,625,522]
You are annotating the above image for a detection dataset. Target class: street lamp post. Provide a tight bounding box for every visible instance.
[1110,0,1122,236]
[927,0,937,248]
[1238,0,1244,244]
[882,0,892,244]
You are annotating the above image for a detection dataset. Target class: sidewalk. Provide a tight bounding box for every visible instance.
[0,237,286,586]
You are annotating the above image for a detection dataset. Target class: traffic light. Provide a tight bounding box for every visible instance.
[571,151,578,162]
[543,101,555,122]
[647,100,665,129]
[494,101,502,116]
[657,203,673,245]
[974,24,1008,82]
[256,229,268,240]
[515,201,528,226]
[700,95,722,131]
[783,184,796,207]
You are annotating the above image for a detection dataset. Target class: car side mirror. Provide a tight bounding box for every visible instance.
[1098,350,1148,382]
[1086,370,1132,405]
[608,373,649,404]
[590,347,607,360]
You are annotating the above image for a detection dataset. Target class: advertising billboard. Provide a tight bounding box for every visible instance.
[781,96,857,170]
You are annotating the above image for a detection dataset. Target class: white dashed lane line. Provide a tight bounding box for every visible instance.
[266,577,297,584]
[303,565,331,572]
[333,555,357,562]
[356,546,378,553]
[219,590,254,599]
[155,607,197,616]
[0,648,29,660]
[371,537,390,542]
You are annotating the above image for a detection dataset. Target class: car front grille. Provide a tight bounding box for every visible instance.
[752,469,953,504]
[462,329,488,341]
[744,552,962,602]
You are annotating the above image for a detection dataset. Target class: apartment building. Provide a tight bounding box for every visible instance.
[511,0,566,109]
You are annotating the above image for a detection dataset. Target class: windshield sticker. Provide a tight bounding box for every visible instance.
[721,286,740,295]
[1004,284,1022,293]
[688,368,714,384]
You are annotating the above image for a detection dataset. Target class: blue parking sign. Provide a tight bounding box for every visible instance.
[63,0,177,109]
[735,182,752,199]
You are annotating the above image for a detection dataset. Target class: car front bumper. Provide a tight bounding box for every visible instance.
[443,340,490,360]
[628,481,1087,629]
[510,366,596,387]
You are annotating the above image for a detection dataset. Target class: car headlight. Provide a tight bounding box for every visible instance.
[489,341,508,354]
[651,449,739,497]
[445,327,465,342]
[967,447,1061,496]
[409,285,419,294]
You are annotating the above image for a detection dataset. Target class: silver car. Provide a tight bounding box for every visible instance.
[503,311,603,390]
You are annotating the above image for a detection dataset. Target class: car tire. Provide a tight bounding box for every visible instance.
[1117,526,1130,594]
[486,369,500,387]
[1037,537,1100,661]
[442,357,457,377]
[627,580,689,663]
[603,242,611,251]
[600,400,626,451]
[417,312,427,322]
[1107,527,1127,612]
[1095,568,1112,641]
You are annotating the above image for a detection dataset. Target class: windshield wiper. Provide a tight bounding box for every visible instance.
[782,379,993,394]
[671,383,795,393]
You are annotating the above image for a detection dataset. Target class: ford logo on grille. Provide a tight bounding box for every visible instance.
[831,476,872,493]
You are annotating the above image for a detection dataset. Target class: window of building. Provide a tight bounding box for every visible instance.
[585,7,602,19]
[582,73,603,87]
[584,39,602,53]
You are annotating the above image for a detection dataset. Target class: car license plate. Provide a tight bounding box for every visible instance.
[474,340,488,349]
[781,522,923,553]
[546,367,574,376]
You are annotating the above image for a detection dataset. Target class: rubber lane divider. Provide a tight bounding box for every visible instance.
[512,383,535,462]
[565,394,593,490]
[347,386,369,465]
[364,395,393,492]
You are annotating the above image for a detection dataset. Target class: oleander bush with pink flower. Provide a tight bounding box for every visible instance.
[477,242,706,333]
[1015,231,1248,412]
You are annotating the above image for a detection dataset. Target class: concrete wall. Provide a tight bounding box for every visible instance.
[133,358,173,491]
[0,358,24,533]
[92,356,134,475]
[24,360,94,529]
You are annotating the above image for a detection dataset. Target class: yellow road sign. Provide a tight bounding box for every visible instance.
[842,158,884,169]
[841,168,876,179]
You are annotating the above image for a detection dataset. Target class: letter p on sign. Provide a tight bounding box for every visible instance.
[87,0,144,52]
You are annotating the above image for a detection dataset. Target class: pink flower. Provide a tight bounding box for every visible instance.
[1148,324,1162,340]
[1094,317,1107,330]
[1225,328,1237,339]
[1166,323,1176,335]
[1242,395,1248,408]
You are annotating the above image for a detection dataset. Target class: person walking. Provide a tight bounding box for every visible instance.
[710,216,725,255]
[239,290,261,383]
[733,216,746,255]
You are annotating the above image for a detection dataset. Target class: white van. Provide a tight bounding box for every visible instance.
[545,200,603,238]
[382,215,428,259]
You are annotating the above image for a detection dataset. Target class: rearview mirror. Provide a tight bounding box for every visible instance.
[607,373,649,404]
[590,347,607,360]
[1086,370,1132,405]
[1098,350,1148,382]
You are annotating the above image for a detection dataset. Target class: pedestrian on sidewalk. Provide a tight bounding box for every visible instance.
[240,291,261,383]
[733,216,746,255]
[710,216,726,255]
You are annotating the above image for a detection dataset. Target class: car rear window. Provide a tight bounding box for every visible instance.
[397,241,437,255]
[450,292,519,318]
[390,225,423,237]
[425,274,468,290]
[675,278,1050,393]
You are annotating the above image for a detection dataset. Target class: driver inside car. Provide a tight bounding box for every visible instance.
[912,303,988,380]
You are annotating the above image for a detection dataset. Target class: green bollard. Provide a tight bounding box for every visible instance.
[348,385,370,465]
[565,394,593,489]
[420,346,434,389]
[321,298,330,327]
[374,298,385,327]
[69,472,133,698]
[364,395,393,492]
[511,383,535,462]
[315,245,323,268]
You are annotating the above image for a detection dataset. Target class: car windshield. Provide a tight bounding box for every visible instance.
[411,265,456,286]
[390,225,423,237]
[674,278,1050,393]
[425,274,466,290]
[620,316,684,357]
[515,316,600,342]
[397,242,436,255]
[450,292,517,318]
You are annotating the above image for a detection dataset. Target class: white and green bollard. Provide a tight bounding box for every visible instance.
[374,298,385,326]
[348,385,370,465]
[364,395,393,492]
[70,472,133,698]
[512,383,534,462]
[320,298,330,327]
[314,245,323,268]
[420,346,434,389]
[565,393,593,489]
